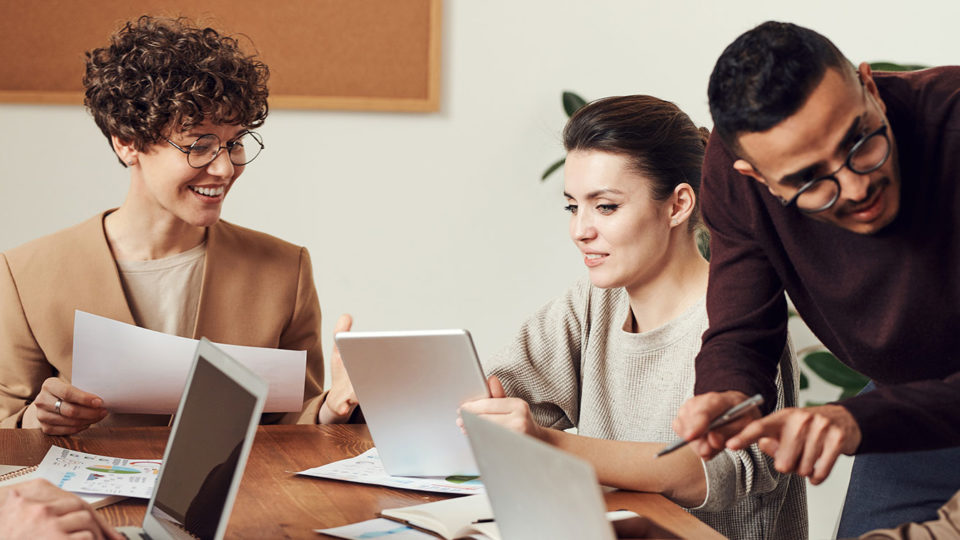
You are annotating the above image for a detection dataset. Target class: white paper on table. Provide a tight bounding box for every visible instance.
[38,445,161,499]
[298,448,485,495]
[315,518,438,540]
[71,310,305,413]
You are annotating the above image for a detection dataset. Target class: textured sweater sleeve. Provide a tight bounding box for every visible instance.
[694,341,799,513]
[694,134,787,414]
[483,281,590,431]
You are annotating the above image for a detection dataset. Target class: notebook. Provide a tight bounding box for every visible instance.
[117,337,267,540]
[378,494,498,539]
[461,412,677,540]
[334,330,489,476]
[0,464,125,509]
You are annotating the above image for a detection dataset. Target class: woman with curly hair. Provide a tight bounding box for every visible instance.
[0,16,356,433]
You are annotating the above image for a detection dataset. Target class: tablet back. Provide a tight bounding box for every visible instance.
[462,411,616,540]
[335,329,489,476]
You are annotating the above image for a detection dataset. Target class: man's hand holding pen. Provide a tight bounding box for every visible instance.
[673,391,862,485]
[672,391,761,458]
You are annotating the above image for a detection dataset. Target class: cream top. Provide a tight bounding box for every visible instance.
[115,242,205,338]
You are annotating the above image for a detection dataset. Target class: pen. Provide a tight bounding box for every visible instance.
[656,394,764,458]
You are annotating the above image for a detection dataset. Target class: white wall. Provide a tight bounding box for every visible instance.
[2,1,957,537]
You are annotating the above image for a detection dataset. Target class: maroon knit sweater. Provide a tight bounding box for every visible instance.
[695,66,960,453]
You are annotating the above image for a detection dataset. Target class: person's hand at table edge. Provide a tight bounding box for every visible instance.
[0,478,123,540]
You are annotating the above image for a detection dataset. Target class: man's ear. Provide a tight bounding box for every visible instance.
[857,61,886,115]
[733,159,765,184]
[111,135,138,167]
[733,159,781,197]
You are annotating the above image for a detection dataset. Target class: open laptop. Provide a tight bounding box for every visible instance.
[118,338,267,540]
[334,329,489,476]
[461,412,679,540]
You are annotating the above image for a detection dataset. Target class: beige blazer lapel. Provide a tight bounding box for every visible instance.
[84,212,138,328]
[191,220,295,349]
[10,212,136,379]
[193,221,240,343]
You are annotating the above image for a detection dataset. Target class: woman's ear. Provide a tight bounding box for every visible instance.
[668,183,696,228]
[111,135,138,167]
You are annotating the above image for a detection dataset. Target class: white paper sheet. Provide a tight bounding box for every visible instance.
[71,310,305,413]
[298,448,485,495]
[316,518,437,540]
[39,445,161,498]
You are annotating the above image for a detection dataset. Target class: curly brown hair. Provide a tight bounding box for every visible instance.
[83,15,269,166]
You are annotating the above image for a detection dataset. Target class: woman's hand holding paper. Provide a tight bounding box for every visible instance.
[22,378,108,435]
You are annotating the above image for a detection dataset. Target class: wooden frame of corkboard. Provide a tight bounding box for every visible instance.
[0,0,441,112]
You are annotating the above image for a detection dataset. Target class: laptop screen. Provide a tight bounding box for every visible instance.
[150,353,258,540]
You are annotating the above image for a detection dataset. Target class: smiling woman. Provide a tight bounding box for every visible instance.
[459,95,807,539]
[0,15,358,435]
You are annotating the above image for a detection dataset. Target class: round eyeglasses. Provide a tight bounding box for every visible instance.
[165,131,264,169]
[781,122,891,214]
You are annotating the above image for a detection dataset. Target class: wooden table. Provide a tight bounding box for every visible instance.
[0,425,723,539]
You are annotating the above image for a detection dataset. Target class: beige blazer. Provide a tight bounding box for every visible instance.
[0,212,325,428]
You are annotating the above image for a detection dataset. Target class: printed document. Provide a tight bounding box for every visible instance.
[72,310,305,413]
[39,445,160,498]
[298,448,485,495]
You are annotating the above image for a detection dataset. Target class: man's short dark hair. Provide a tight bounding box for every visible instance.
[708,21,852,155]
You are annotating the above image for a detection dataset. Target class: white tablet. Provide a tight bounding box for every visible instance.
[334,329,489,476]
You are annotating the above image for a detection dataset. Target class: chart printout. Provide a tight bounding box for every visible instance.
[38,445,161,498]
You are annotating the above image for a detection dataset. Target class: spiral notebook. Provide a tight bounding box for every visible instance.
[0,464,125,509]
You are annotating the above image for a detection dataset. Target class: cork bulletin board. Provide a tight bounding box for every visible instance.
[0,0,441,112]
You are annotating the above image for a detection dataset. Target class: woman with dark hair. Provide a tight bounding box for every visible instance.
[0,16,357,433]
[460,95,806,538]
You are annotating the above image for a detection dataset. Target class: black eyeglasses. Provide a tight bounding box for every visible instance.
[780,83,891,214]
[781,122,891,213]
[165,131,264,169]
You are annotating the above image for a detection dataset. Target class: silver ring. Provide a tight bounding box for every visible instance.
[54,399,63,415]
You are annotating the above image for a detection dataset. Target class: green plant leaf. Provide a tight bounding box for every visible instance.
[695,227,710,261]
[799,371,809,390]
[869,62,928,72]
[803,351,870,390]
[839,387,862,400]
[541,158,565,181]
[562,91,587,117]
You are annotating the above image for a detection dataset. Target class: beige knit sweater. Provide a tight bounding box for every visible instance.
[484,280,808,540]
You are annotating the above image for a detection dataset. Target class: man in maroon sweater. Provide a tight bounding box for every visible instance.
[672,21,960,535]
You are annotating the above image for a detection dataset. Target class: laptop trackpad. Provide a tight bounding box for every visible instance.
[116,526,149,539]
